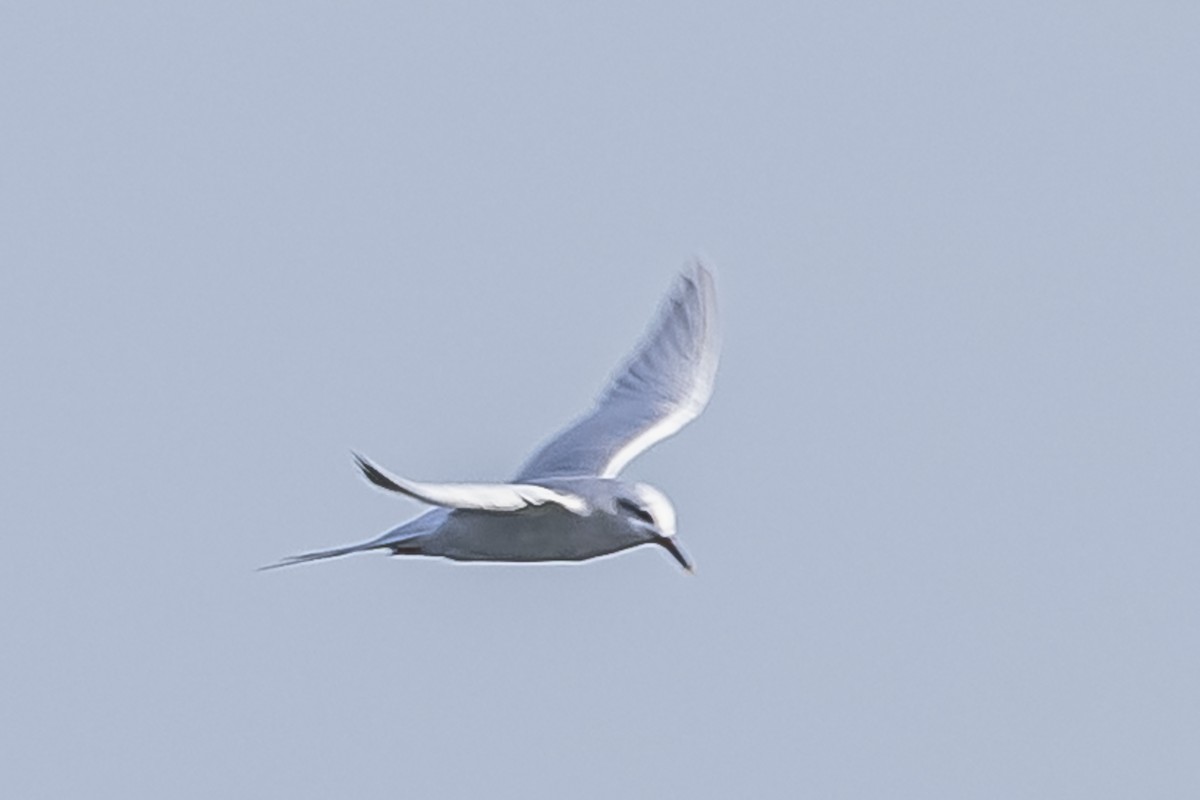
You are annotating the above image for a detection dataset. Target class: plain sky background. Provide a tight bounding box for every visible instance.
[3,2,1198,797]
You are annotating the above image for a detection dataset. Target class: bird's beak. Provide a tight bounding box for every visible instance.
[657,536,694,574]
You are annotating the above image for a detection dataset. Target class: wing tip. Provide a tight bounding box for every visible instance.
[676,256,718,313]
[678,255,721,359]
[682,254,716,285]
[352,451,402,492]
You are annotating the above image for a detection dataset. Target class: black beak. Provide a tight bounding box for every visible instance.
[656,536,694,573]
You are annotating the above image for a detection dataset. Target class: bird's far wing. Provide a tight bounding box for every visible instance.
[354,453,589,514]
[515,259,721,480]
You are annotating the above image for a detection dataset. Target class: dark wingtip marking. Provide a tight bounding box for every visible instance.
[352,451,402,492]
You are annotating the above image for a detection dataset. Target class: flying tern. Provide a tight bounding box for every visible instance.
[265,259,720,572]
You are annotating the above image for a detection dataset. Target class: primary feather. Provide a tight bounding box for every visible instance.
[515,259,720,480]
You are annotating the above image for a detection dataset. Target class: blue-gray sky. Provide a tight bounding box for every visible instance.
[3,3,1198,797]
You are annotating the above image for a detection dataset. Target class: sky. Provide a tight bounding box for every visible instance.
[2,2,1198,797]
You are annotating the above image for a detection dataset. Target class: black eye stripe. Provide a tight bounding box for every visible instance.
[616,498,655,524]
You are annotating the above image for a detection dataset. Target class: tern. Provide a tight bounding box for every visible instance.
[265,259,720,572]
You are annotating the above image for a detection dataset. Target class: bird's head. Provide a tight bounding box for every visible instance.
[613,483,693,573]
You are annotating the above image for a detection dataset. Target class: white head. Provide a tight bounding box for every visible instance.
[613,483,692,572]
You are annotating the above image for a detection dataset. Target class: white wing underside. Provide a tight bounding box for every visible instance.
[353,452,589,514]
[515,259,721,480]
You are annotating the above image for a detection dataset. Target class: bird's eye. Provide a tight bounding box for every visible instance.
[616,498,655,525]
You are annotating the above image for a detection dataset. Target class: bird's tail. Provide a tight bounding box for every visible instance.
[261,511,441,571]
[259,531,430,571]
[258,543,379,571]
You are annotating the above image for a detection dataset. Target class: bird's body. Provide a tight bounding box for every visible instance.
[266,260,719,573]
[390,479,658,563]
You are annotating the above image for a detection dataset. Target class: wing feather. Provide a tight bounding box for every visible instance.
[515,259,720,480]
[354,453,589,514]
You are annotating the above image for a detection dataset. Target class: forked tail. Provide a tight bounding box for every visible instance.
[258,543,377,571]
[261,468,445,571]
[259,539,423,571]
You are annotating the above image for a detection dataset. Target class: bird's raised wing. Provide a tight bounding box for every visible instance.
[515,259,720,480]
[354,453,589,514]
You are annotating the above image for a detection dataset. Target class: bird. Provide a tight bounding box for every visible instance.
[264,259,720,573]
